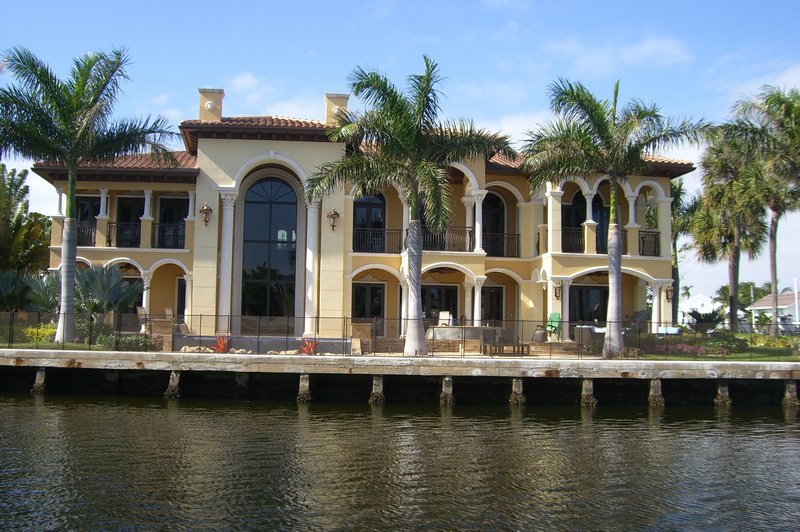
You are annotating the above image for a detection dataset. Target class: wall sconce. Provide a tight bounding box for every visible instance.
[199,202,213,226]
[327,208,340,231]
[553,280,563,300]
[665,284,674,303]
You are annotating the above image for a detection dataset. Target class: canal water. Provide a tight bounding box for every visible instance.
[1,395,798,530]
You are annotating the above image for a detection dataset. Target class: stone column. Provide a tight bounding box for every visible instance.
[369,375,385,405]
[95,188,109,248]
[99,188,109,217]
[57,188,64,215]
[509,378,526,405]
[139,189,153,248]
[580,378,598,407]
[473,276,487,326]
[304,203,320,337]
[462,196,476,251]
[625,194,640,257]
[297,373,313,403]
[626,194,638,227]
[217,193,236,333]
[546,189,563,253]
[473,191,487,253]
[651,282,663,334]
[583,221,597,254]
[401,200,409,249]
[183,273,193,326]
[140,271,153,333]
[164,370,181,399]
[31,368,46,395]
[537,224,548,255]
[186,191,196,221]
[400,279,408,337]
[463,279,475,325]
[658,198,672,259]
[648,378,665,407]
[560,279,572,341]
[440,376,455,405]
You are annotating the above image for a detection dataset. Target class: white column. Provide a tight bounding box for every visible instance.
[584,192,595,222]
[626,194,638,227]
[651,282,663,334]
[185,191,196,221]
[183,272,193,324]
[57,188,64,215]
[473,191,487,252]
[140,271,153,333]
[401,200,409,251]
[462,197,475,252]
[99,189,109,217]
[463,279,475,324]
[217,193,236,333]
[400,279,408,336]
[304,202,321,337]
[473,275,486,325]
[546,189,563,253]
[142,189,153,220]
[561,279,572,341]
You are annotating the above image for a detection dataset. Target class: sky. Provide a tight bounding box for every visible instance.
[2,0,800,298]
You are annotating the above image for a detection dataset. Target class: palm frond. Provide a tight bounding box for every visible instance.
[415,160,451,230]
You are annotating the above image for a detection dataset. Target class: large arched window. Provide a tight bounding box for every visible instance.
[353,194,386,252]
[241,177,297,317]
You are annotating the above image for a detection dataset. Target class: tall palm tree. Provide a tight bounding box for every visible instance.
[0,47,175,342]
[670,179,698,324]
[522,79,705,357]
[306,56,512,356]
[692,136,767,332]
[0,163,50,272]
[732,87,800,336]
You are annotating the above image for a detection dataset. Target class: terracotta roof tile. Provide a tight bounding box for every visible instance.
[34,151,197,170]
[181,116,328,129]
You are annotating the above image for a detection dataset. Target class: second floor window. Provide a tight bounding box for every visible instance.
[353,194,386,252]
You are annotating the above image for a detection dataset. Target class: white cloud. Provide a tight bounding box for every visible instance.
[478,109,553,148]
[225,71,278,113]
[545,36,691,77]
[268,95,323,122]
[730,63,800,103]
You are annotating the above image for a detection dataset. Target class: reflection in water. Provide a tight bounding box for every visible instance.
[1,395,799,530]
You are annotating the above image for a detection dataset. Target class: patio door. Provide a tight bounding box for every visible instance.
[352,283,385,336]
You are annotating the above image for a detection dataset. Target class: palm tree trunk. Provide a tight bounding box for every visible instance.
[404,218,427,356]
[672,240,680,325]
[729,227,741,333]
[55,165,77,343]
[769,209,780,337]
[603,176,624,358]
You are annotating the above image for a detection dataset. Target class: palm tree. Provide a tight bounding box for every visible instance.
[0,47,175,342]
[692,136,767,332]
[732,87,800,336]
[522,79,705,357]
[306,56,512,356]
[0,164,50,272]
[669,179,697,324]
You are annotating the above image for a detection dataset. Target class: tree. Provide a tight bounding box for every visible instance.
[306,56,512,356]
[693,136,767,332]
[0,164,50,272]
[732,87,800,336]
[669,179,698,324]
[0,47,175,342]
[522,79,705,357]
[75,265,143,316]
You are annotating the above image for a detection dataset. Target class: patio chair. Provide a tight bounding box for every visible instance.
[136,306,150,334]
[545,312,561,341]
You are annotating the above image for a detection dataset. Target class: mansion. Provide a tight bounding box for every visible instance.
[33,89,693,343]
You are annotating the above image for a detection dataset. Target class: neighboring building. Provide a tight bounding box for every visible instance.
[33,89,694,342]
[677,294,722,326]
[748,291,800,325]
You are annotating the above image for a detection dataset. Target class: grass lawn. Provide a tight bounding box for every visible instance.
[640,346,799,362]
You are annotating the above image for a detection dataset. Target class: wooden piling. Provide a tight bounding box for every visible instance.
[648,378,665,407]
[297,373,312,403]
[580,378,598,407]
[509,378,526,405]
[164,370,181,399]
[714,380,731,406]
[31,368,46,395]
[440,376,455,406]
[368,375,385,405]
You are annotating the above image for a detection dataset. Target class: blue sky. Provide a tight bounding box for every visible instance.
[3,0,800,297]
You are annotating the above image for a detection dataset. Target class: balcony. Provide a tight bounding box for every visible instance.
[353,228,403,253]
[562,227,584,253]
[152,222,186,249]
[76,222,96,246]
[484,233,520,257]
[639,230,660,257]
[106,222,141,248]
[419,226,473,252]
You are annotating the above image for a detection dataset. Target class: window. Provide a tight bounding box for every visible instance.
[353,194,386,252]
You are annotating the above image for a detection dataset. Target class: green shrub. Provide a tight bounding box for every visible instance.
[74,316,114,344]
[96,333,156,352]
[23,324,56,343]
[747,334,798,349]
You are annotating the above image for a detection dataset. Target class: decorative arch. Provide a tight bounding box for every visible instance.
[75,256,92,268]
[450,162,480,193]
[632,179,668,200]
[485,267,525,285]
[103,257,145,274]
[349,264,403,283]
[485,181,526,203]
[421,262,477,282]
[556,175,591,195]
[148,258,190,276]
[566,265,658,284]
[231,150,309,192]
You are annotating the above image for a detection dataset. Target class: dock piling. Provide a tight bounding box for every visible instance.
[714,380,732,406]
[509,378,526,405]
[234,373,250,398]
[783,380,799,407]
[368,375,385,405]
[648,378,665,407]
[164,370,181,399]
[440,376,455,405]
[31,368,46,395]
[297,373,312,403]
[580,378,598,407]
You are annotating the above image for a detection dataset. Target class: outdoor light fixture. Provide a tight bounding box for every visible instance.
[199,202,213,226]
[665,284,674,303]
[553,280,563,300]
[327,208,340,231]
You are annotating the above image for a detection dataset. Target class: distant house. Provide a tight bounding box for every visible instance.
[748,291,800,325]
[678,294,721,326]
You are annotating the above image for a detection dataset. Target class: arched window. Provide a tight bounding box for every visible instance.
[353,194,386,252]
[240,178,297,317]
[483,192,505,256]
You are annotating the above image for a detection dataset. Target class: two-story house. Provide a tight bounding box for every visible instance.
[34,88,693,343]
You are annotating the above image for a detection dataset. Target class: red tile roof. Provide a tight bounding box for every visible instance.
[181,116,328,129]
[487,152,694,177]
[32,151,199,184]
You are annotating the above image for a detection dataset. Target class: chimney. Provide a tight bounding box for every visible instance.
[324,93,349,125]
[199,88,224,121]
